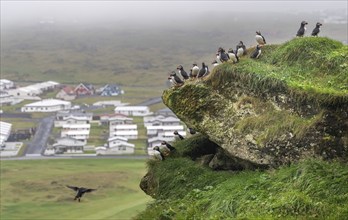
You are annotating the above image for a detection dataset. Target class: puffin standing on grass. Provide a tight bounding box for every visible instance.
[228,48,239,63]
[191,63,200,78]
[153,146,165,161]
[197,62,209,78]
[161,141,176,152]
[255,31,266,45]
[66,185,97,202]
[217,47,230,63]
[177,65,189,80]
[250,45,262,59]
[311,22,322,36]
[296,21,308,37]
[174,130,184,140]
[168,71,184,86]
[236,41,247,56]
[211,60,219,69]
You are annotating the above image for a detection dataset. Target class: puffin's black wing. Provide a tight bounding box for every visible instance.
[66,185,80,191]
[83,188,97,193]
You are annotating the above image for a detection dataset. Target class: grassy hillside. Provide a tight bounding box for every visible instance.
[136,136,348,219]
[0,158,152,220]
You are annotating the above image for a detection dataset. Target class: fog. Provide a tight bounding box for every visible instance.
[1,1,347,28]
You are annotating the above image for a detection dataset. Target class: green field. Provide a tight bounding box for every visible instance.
[0,158,152,220]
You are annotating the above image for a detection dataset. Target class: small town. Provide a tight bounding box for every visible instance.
[0,79,186,158]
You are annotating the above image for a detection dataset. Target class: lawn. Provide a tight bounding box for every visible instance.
[0,158,152,220]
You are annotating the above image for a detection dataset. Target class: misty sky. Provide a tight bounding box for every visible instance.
[1,0,347,27]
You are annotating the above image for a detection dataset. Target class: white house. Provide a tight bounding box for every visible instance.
[114,106,152,116]
[61,124,91,132]
[95,136,135,155]
[46,137,85,155]
[144,115,181,127]
[0,79,15,90]
[93,100,128,107]
[99,113,130,125]
[146,125,185,136]
[0,121,12,146]
[55,111,93,127]
[7,81,59,97]
[110,130,138,139]
[61,130,89,143]
[21,99,71,112]
[109,116,133,126]
[147,136,173,148]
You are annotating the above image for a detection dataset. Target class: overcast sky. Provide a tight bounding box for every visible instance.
[1,0,347,27]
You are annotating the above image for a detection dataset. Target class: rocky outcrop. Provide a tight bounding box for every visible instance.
[162,38,348,168]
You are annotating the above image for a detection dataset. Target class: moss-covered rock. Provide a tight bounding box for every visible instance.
[162,37,348,167]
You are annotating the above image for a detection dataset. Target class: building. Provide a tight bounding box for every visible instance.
[109,130,138,139]
[54,111,93,127]
[74,83,95,96]
[46,137,85,155]
[144,115,181,127]
[0,121,12,146]
[114,106,152,116]
[56,86,76,100]
[61,124,91,133]
[146,125,185,136]
[0,79,15,90]
[93,100,127,108]
[7,81,59,97]
[99,84,124,96]
[60,130,89,143]
[99,113,130,125]
[96,136,135,155]
[109,124,138,139]
[21,99,71,112]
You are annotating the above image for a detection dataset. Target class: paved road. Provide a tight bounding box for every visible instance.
[24,115,55,155]
[135,97,162,106]
[0,113,32,118]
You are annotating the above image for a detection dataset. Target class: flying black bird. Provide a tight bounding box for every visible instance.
[66,185,97,202]
[311,22,322,36]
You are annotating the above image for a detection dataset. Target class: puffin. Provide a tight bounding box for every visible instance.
[296,21,308,37]
[188,128,196,135]
[228,48,239,63]
[174,130,184,140]
[168,71,184,86]
[255,31,266,45]
[217,47,230,63]
[191,63,200,78]
[161,141,176,152]
[197,62,209,78]
[177,65,189,80]
[311,22,322,36]
[66,185,97,202]
[250,45,262,59]
[212,60,219,69]
[153,146,165,161]
[236,41,247,56]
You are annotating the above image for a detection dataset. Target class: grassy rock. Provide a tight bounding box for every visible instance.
[162,37,348,167]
